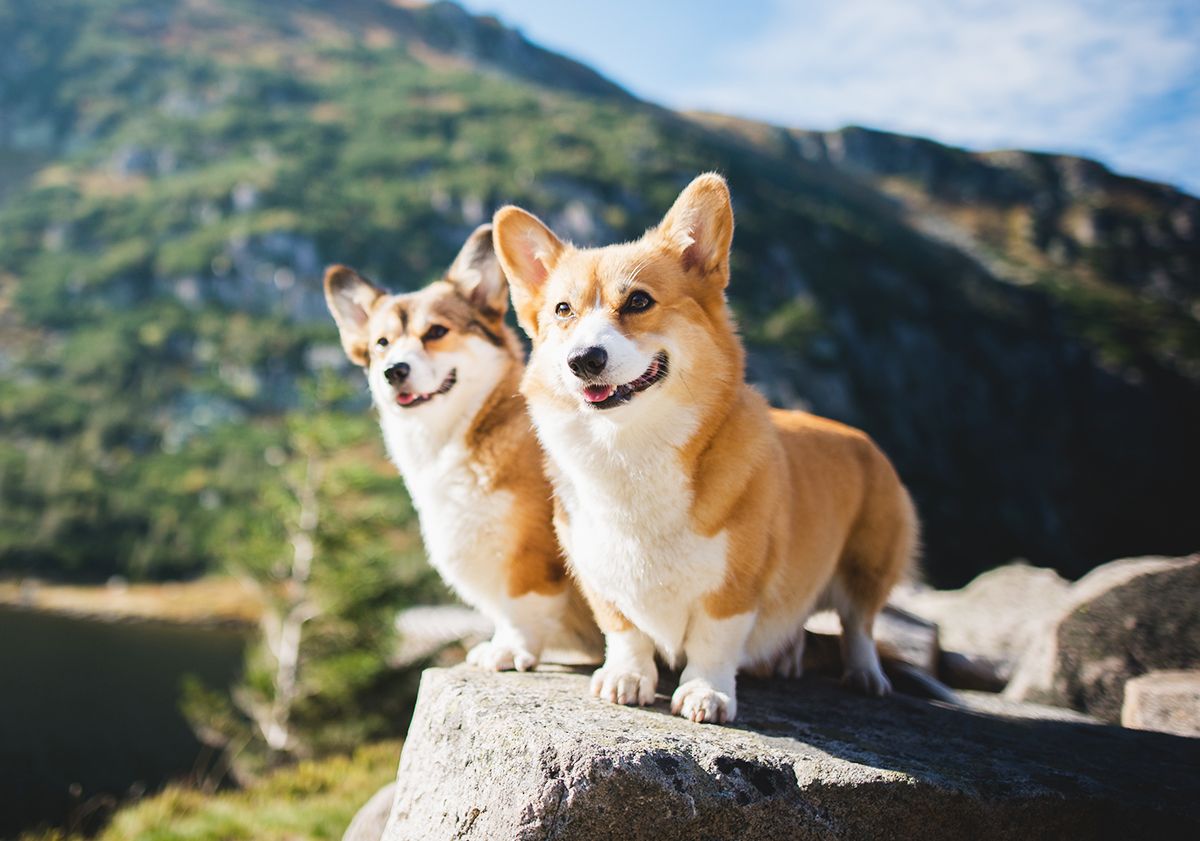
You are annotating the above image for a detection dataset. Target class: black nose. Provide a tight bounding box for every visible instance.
[384,362,410,385]
[568,346,608,379]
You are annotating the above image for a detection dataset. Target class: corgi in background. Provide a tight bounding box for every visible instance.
[324,224,599,672]
[492,175,918,723]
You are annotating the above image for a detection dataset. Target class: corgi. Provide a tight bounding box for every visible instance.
[492,175,918,723]
[324,224,598,672]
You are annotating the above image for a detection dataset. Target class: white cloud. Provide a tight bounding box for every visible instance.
[684,0,1199,191]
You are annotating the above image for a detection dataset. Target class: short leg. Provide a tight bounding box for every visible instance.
[467,592,565,672]
[671,611,756,724]
[771,629,807,680]
[590,628,658,706]
[833,481,916,697]
[835,598,891,697]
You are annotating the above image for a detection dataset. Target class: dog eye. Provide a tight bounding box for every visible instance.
[623,291,655,313]
[423,324,448,341]
[555,302,572,318]
[375,337,389,348]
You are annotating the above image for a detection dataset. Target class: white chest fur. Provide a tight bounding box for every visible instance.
[378,407,512,616]
[533,406,727,664]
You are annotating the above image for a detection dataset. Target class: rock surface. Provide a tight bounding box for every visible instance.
[1122,670,1200,738]
[375,665,1199,840]
[892,562,1071,682]
[1005,555,1200,721]
[343,783,395,841]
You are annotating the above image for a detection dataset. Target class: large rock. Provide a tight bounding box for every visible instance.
[892,562,1071,683]
[1122,670,1200,738]
[1005,555,1200,721]
[374,665,1199,840]
[343,783,395,841]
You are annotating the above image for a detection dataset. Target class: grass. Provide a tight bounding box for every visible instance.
[21,741,401,841]
[0,576,262,627]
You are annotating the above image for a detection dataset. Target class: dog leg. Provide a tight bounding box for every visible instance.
[671,610,756,724]
[590,628,659,706]
[772,628,807,680]
[834,591,891,697]
[467,591,565,672]
[833,483,916,697]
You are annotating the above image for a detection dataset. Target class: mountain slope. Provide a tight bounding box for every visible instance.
[1,0,1197,586]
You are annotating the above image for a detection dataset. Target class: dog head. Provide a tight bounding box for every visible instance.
[324,223,516,422]
[493,173,743,434]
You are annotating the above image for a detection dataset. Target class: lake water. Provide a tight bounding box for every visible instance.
[0,606,247,837]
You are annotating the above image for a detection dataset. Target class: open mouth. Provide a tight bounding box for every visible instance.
[582,353,669,410]
[396,369,457,408]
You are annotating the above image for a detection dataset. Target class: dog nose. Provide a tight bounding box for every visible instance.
[568,346,608,379]
[384,362,410,385]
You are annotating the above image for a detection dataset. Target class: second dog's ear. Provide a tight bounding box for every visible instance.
[492,206,565,335]
[324,265,385,367]
[446,223,507,320]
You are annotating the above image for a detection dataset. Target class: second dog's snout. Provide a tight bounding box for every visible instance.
[568,346,608,379]
[385,362,411,385]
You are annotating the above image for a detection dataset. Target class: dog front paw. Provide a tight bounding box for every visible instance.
[590,664,657,706]
[671,679,735,724]
[467,639,538,672]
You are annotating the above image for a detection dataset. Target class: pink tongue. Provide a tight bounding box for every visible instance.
[583,384,616,403]
[396,392,419,405]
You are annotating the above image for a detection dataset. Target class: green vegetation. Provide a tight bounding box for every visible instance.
[179,387,438,778]
[20,740,401,841]
[1,0,1198,614]
[0,0,719,581]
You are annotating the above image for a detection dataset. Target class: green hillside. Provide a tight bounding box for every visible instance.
[2,0,1198,586]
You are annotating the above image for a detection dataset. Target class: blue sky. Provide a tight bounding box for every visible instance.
[458,0,1200,195]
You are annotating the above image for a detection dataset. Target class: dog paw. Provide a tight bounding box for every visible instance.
[771,645,805,680]
[467,639,538,672]
[842,665,892,697]
[590,665,657,706]
[671,679,735,724]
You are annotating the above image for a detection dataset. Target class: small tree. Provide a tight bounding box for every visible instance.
[241,445,322,758]
[184,374,438,784]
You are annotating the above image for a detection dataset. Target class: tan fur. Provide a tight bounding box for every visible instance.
[324,227,600,664]
[494,174,918,717]
[325,274,568,600]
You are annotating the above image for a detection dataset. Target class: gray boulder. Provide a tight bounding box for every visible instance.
[892,562,1071,683]
[1122,670,1200,738]
[375,665,1199,840]
[1005,555,1200,721]
[343,782,395,841]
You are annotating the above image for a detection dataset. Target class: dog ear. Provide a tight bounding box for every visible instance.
[446,224,507,320]
[657,172,734,285]
[324,265,385,366]
[492,206,565,335]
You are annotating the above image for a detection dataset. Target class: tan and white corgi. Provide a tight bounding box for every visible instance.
[324,224,598,671]
[492,175,918,723]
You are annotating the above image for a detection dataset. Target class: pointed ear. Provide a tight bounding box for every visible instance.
[657,172,734,283]
[445,223,507,320]
[324,265,385,366]
[492,205,565,335]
